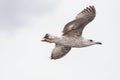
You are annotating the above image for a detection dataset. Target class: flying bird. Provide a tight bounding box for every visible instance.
[42,5,102,59]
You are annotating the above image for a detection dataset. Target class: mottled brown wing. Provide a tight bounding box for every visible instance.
[62,6,96,37]
[51,44,71,59]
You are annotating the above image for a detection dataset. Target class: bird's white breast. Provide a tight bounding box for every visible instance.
[57,36,86,48]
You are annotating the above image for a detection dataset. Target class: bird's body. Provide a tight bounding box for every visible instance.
[42,5,102,59]
[46,34,92,48]
[57,36,85,48]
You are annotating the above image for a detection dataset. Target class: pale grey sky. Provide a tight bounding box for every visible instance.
[0,0,60,31]
[0,0,120,80]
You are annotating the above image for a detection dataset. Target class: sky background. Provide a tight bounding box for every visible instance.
[0,0,120,80]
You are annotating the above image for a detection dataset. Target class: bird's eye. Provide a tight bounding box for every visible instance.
[89,40,93,42]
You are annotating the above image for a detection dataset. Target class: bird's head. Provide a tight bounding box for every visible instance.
[83,39,102,46]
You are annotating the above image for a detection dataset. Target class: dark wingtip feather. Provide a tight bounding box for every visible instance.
[85,5,96,13]
[50,55,58,60]
[89,5,96,13]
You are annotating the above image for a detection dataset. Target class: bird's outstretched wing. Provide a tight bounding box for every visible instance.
[62,6,96,37]
[51,44,71,59]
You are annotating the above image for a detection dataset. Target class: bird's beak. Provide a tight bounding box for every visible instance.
[95,42,102,45]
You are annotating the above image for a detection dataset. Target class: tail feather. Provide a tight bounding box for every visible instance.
[42,33,50,42]
[41,33,55,43]
[43,33,49,39]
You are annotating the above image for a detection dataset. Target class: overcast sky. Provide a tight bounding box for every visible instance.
[0,0,120,80]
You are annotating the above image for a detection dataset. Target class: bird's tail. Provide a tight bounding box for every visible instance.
[41,33,55,43]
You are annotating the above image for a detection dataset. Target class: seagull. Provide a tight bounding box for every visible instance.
[42,5,102,59]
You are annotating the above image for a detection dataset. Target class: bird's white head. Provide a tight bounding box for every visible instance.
[83,39,102,47]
